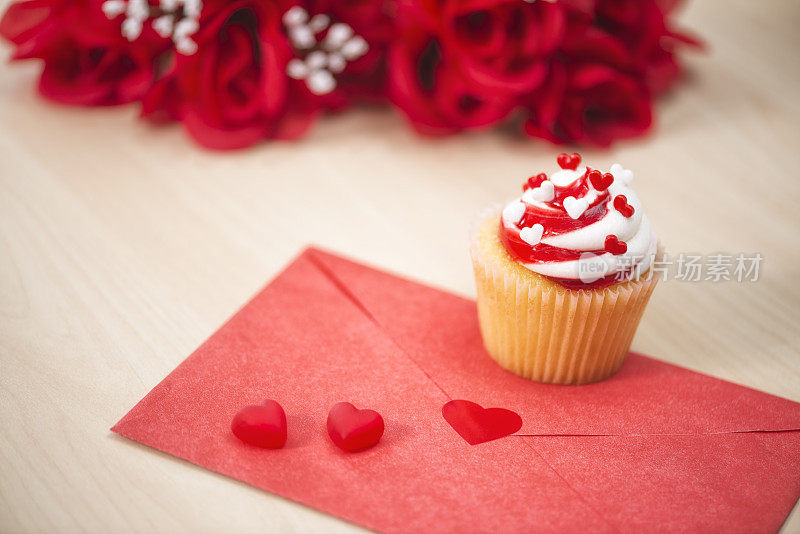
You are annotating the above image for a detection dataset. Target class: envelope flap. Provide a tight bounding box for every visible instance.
[307,247,800,436]
[112,250,617,533]
[521,431,800,532]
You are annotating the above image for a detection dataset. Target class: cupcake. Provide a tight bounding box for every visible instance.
[471,153,660,385]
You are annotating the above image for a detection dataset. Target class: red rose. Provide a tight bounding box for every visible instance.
[142,0,319,149]
[388,32,514,135]
[519,0,698,145]
[523,59,652,146]
[0,0,699,149]
[387,1,516,134]
[302,0,393,102]
[593,0,701,94]
[433,0,566,96]
[0,0,166,105]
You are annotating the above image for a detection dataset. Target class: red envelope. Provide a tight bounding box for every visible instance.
[113,247,800,533]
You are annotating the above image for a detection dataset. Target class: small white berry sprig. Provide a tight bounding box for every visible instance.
[102,0,202,55]
[282,6,369,95]
[102,0,149,40]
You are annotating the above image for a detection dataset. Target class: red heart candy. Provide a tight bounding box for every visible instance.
[327,402,384,452]
[231,399,287,449]
[556,152,581,170]
[588,170,614,191]
[523,172,548,191]
[613,194,634,217]
[442,400,523,445]
[605,234,628,255]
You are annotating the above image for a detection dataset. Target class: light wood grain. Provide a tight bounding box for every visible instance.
[1,0,799,532]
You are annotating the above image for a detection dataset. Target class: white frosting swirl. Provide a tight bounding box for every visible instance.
[500,162,658,284]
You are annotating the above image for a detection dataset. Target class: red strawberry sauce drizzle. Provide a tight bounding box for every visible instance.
[499,225,622,290]
[523,173,548,191]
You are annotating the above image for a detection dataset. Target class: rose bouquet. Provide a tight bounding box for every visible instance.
[0,0,699,149]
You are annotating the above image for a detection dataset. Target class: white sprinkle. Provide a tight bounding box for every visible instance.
[308,13,330,33]
[583,189,599,205]
[175,36,198,54]
[160,0,177,12]
[550,166,586,187]
[610,163,634,184]
[286,58,309,79]
[520,224,544,246]
[521,189,536,204]
[563,196,589,220]
[152,15,174,38]
[289,25,315,49]
[502,200,526,227]
[327,52,346,73]
[340,35,368,60]
[530,180,554,202]
[306,69,336,95]
[282,6,308,27]
[101,0,126,18]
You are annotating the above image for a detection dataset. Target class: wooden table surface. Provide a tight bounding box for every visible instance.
[2,0,799,532]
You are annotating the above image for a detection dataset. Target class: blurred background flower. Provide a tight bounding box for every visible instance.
[0,0,700,148]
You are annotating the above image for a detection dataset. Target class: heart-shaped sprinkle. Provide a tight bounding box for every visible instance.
[610,163,634,184]
[502,200,526,227]
[563,196,588,219]
[442,400,523,445]
[605,235,628,255]
[530,180,554,202]
[231,399,287,449]
[523,173,547,192]
[588,169,614,191]
[327,402,384,452]
[613,194,634,217]
[519,224,544,246]
[557,152,581,170]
